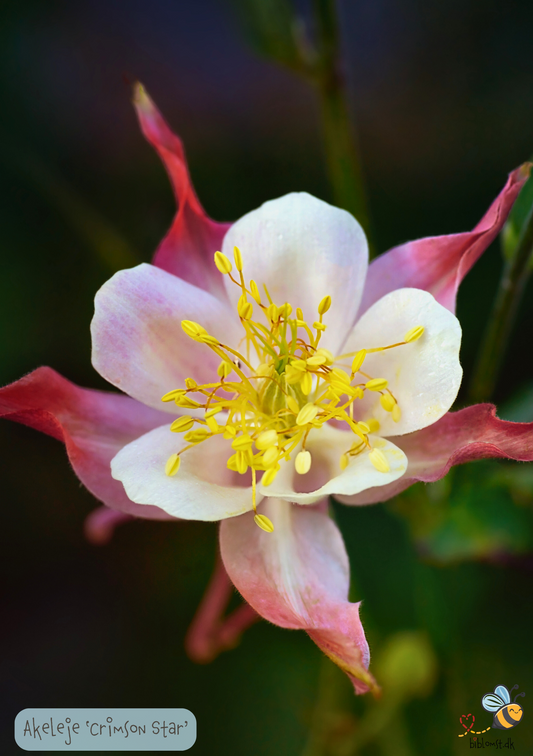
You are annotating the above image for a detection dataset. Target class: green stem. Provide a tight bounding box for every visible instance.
[313,0,372,245]
[469,201,533,402]
[301,655,354,756]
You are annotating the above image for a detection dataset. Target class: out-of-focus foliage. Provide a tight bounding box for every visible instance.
[392,463,533,564]
[230,0,306,71]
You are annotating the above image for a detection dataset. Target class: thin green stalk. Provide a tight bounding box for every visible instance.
[469,201,533,402]
[313,0,371,244]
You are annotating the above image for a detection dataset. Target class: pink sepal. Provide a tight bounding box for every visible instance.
[0,367,172,519]
[185,554,260,663]
[133,84,231,299]
[360,164,530,315]
[220,502,379,695]
[343,404,533,505]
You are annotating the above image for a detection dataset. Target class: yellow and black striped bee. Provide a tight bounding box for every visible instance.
[482,684,525,730]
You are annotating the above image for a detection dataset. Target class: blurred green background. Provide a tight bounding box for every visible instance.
[1,1,533,754]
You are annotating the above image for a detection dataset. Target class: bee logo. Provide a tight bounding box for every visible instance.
[482,684,525,730]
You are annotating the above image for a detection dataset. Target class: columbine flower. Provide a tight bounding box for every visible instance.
[2,85,533,694]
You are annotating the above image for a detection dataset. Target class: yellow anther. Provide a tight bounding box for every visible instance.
[233,246,243,272]
[296,307,304,320]
[318,295,332,315]
[256,429,278,450]
[357,421,370,433]
[392,404,402,423]
[405,325,425,343]
[300,372,313,396]
[235,450,249,474]
[185,377,197,389]
[307,353,327,367]
[380,393,396,412]
[267,303,279,322]
[226,454,238,471]
[170,416,195,433]
[250,280,261,304]
[161,389,186,402]
[331,368,350,384]
[181,320,208,340]
[365,378,389,392]
[366,418,380,433]
[351,349,366,374]
[316,348,334,365]
[232,435,254,451]
[282,303,292,318]
[295,450,311,474]
[296,403,319,426]
[287,396,300,414]
[340,453,349,471]
[237,295,253,320]
[206,416,220,433]
[254,514,274,533]
[261,466,280,486]
[174,396,202,409]
[262,446,279,467]
[223,425,237,439]
[184,428,211,443]
[313,321,327,331]
[165,453,181,476]
[217,361,233,378]
[369,448,390,473]
[199,333,220,345]
[256,362,273,377]
[214,251,232,274]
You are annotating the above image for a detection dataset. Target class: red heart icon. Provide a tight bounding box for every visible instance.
[460,713,475,732]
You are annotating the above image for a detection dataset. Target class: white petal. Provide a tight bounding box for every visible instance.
[111,425,255,520]
[259,424,407,504]
[341,288,462,436]
[222,193,368,354]
[91,263,242,412]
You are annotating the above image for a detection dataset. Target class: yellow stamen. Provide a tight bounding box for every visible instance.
[256,429,279,450]
[295,450,312,474]
[365,378,388,391]
[170,416,195,433]
[165,453,181,476]
[254,514,275,533]
[163,250,426,533]
[369,448,390,473]
[318,295,332,315]
[380,393,396,412]
[217,361,233,378]
[214,251,232,274]
[233,246,244,272]
[161,389,186,402]
[261,466,280,486]
[405,325,425,343]
[351,349,366,374]
[181,320,208,340]
[296,403,319,426]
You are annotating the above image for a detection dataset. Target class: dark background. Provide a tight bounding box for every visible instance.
[1,1,533,754]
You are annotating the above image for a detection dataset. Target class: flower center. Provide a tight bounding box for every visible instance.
[162,247,424,533]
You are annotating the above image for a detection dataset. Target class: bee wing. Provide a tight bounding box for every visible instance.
[495,685,510,704]
[482,693,505,711]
